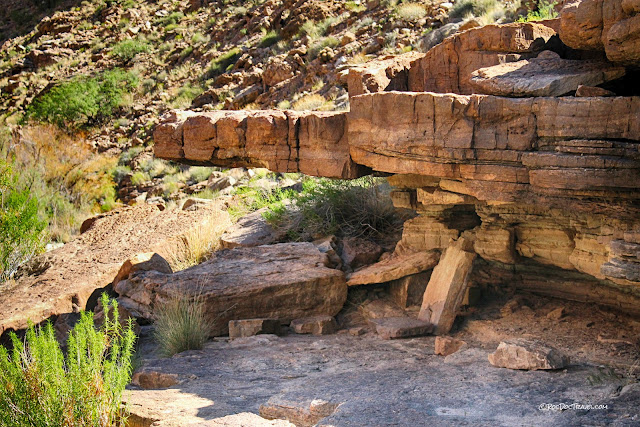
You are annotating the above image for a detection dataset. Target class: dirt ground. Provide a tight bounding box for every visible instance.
[125,292,640,426]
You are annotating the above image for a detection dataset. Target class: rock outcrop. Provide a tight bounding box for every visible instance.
[154,10,640,316]
[115,243,347,336]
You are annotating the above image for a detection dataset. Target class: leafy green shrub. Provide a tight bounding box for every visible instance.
[111,39,150,63]
[188,166,215,183]
[0,294,136,427]
[170,83,204,109]
[395,3,427,21]
[228,185,295,219]
[205,48,241,79]
[259,30,280,48]
[518,0,558,21]
[155,11,184,27]
[153,293,211,356]
[450,0,498,19]
[0,159,47,282]
[309,36,339,59]
[27,69,138,128]
[130,171,150,186]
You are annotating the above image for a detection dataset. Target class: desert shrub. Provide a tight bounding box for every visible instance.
[228,185,295,220]
[270,176,405,242]
[155,11,184,27]
[0,294,136,427]
[0,159,47,282]
[450,0,498,19]
[309,36,339,58]
[153,293,210,356]
[111,39,150,63]
[130,171,150,186]
[299,16,338,39]
[119,146,144,165]
[27,69,138,128]
[395,3,427,21]
[345,1,366,12]
[170,83,203,109]
[204,48,241,79]
[191,32,209,44]
[188,166,215,183]
[518,0,558,21]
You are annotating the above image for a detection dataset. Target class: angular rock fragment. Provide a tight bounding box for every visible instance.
[339,237,383,270]
[369,317,433,340]
[290,315,338,335]
[435,336,467,356]
[488,339,570,370]
[132,370,179,390]
[113,252,172,286]
[116,243,347,336]
[260,397,339,427]
[229,318,281,339]
[346,251,440,286]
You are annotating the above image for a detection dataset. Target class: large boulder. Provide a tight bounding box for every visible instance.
[116,243,347,336]
[488,339,570,370]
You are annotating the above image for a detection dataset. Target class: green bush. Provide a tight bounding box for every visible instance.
[0,159,47,282]
[27,69,138,128]
[450,0,498,19]
[111,39,150,63]
[259,30,280,48]
[395,3,427,21]
[153,294,210,356]
[155,11,184,27]
[205,48,241,79]
[0,294,136,427]
[518,0,558,21]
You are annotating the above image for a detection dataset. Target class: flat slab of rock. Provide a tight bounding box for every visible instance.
[229,318,281,339]
[418,239,476,335]
[260,397,339,427]
[435,336,467,356]
[470,55,626,97]
[220,208,282,249]
[116,242,347,336]
[346,250,439,286]
[370,317,433,340]
[290,315,337,335]
[488,339,570,370]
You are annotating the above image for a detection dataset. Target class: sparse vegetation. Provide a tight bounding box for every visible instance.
[292,94,332,111]
[517,0,558,22]
[395,2,427,21]
[111,39,150,63]
[0,294,136,427]
[205,48,241,79]
[153,293,211,356]
[450,0,498,19]
[259,30,280,48]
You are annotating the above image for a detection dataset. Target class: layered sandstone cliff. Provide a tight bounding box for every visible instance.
[154,0,640,313]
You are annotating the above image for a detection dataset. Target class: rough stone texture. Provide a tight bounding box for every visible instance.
[290,315,338,335]
[575,84,617,97]
[220,208,282,249]
[388,271,431,308]
[260,397,339,427]
[112,253,173,286]
[0,203,231,337]
[488,339,570,370]
[229,318,282,339]
[346,51,423,97]
[358,298,407,320]
[339,237,383,270]
[132,370,180,390]
[369,317,433,339]
[346,251,440,286]
[559,0,640,65]
[469,56,625,97]
[408,22,558,94]
[435,336,467,356]
[154,109,361,179]
[418,239,477,335]
[115,243,347,336]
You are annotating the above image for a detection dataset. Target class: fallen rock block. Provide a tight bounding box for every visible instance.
[116,242,347,336]
[291,315,338,335]
[546,307,566,320]
[370,317,433,340]
[346,250,440,286]
[575,84,616,97]
[359,298,406,320]
[113,252,173,286]
[434,336,467,356]
[339,237,383,270]
[260,397,339,427]
[132,370,179,390]
[229,318,281,339]
[488,339,570,370]
[220,208,282,249]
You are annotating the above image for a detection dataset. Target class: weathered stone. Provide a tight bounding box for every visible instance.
[116,243,347,336]
[113,253,173,286]
[229,318,281,339]
[388,271,431,308]
[418,239,476,335]
[290,315,338,335]
[182,197,214,211]
[346,51,423,97]
[369,317,433,340]
[220,208,281,249]
[488,339,570,370]
[359,298,406,320]
[132,370,179,390]
[547,307,566,320]
[575,84,616,97]
[260,397,339,427]
[435,336,467,356]
[469,56,625,97]
[339,237,383,270]
[346,251,440,286]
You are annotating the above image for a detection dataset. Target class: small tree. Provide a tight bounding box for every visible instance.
[0,159,46,282]
[0,294,136,426]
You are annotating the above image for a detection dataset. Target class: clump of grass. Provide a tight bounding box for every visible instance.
[309,36,339,59]
[170,83,203,109]
[188,166,215,183]
[153,293,211,356]
[292,94,331,111]
[395,3,427,21]
[0,294,136,427]
[155,11,184,27]
[205,48,241,79]
[450,0,498,19]
[111,39,150,63]
[259,30,280,48]
[130,171,150,186]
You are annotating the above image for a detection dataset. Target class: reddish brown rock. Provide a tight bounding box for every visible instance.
[435,336,467,356]
[575,84,616,96]
[132,370,179,390]
[346,51,423,97]
[290,315,338,335]
[340,237,383,270]
[229,318,282,339]
[369,317,433,340]
[488,339,570,370]
[346,251,440,286]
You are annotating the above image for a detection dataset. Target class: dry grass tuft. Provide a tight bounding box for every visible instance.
[153,292,211,356]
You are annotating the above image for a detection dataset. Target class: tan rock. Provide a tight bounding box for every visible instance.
[388,271,431,308]
[435,336,467,356]
[488,339,570,370]
[359,298,406,320]
[132,370,179,390]
[116,243,347,337]
[260,397,339,427]
[418,239,476,335]
[347,51,423,97]
[575,84,616,96]
[290,315,338,335]
[113,252,172,286]
[228,318,281,339]
[346,250,440,286]
[369,317,433,340]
